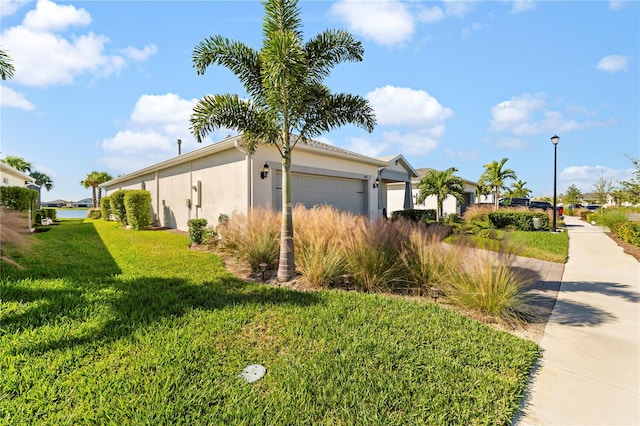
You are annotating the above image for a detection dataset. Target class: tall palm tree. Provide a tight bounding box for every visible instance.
[479,158,517,211]
[29,171,54,191]
[95,172,113,206]
[190,0,376,281]
[1,155,31,173]
[81,171,101,208]
[416,167,464,222]
[0,47,15,80]
[509,180,531,198]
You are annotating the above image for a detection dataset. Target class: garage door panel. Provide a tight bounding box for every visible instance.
[274,172,365,216]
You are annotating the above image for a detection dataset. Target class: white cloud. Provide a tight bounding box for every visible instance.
[596,55,628,73]
[461,22,483,39]
[23,0,90,32]
[0,0,30,18]
[559,165,633,193]
[510,0,536,14]
[608,1,626,11]
[1,0,157,87]
[366,85,453,126]
[443,0,475,18]
[0,86,36,110]
[346,129,441,158]
[330,0,415,46]
[119,44,159,62]
[99,93,232,174]
[489,93,610,137]
[416,5,445,23]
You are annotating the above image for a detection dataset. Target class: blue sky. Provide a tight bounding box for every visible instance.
[1,0,638,202]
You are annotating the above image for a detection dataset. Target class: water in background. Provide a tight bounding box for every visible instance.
[56,209,89,219]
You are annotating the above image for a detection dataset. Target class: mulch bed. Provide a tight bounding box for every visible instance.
[606,232,640,262]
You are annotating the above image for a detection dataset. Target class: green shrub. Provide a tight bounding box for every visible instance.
[613,222,640,247]
[100,196,112,221]
[88,209,102,219]
[391,209,436,223]
[110,190,130,225]
[187,218,208,245]
[488,211,549,231]
[124,190,151,230]
[0,186,38,211]
[595,210,628,229]
[34,208,57,224]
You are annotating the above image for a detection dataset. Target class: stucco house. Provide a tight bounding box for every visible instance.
[0,162,35,188]
[386,167,478,217]
[102,134,418,232]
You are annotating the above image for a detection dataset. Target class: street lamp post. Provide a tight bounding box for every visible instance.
[551,135,560,232]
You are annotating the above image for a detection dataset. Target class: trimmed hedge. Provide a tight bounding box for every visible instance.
[100,196,112,221]
[124,190,151,230]
[110,190,129,224]
[391,209,437,223]
[488,211,550,231]
[613,222,640,247]
[0,186,38,211]
[88,209,102,219]
[35,208,57,224]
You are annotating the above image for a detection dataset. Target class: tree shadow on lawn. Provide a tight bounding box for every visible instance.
[8,274,320,356]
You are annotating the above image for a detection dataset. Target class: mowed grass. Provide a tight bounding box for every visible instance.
[1,219,539,425]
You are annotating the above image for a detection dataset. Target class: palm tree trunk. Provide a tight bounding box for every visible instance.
[277,148,296,281]
[92,186,98,209]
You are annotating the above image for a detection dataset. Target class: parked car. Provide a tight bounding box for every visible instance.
[499,197,530,207]
[529,201,553,210]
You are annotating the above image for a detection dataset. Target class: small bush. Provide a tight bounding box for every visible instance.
[110,190,130,225]
[124,190,151,230]
[489,211,549,231]
[391,209,436,223]
[187,218,208,245]
[35,208,56,224]
[613,222,640,247]
[100,196,112,221]
[88,209,102,219]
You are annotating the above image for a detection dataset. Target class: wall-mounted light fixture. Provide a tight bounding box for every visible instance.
[372,177,380,189]
[260,162,270,179]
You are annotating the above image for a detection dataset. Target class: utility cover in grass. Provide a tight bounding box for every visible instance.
[240,364,266,383]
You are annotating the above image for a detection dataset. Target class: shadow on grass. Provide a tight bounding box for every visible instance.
[6,275,320,355]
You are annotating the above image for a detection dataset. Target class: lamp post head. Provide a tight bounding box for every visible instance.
[551,135,560,145]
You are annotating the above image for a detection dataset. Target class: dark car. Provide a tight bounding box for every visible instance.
[529,201,553,210]
[499,197,530,207]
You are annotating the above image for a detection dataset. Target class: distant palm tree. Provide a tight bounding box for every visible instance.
[29,171,54,191]
[81,171,111,208]
[479,158,517,211]
[1,155,31,173]
[509,180,531,198]
[0,47,15,80]
[190,0,376,281]
[416,167,464,222]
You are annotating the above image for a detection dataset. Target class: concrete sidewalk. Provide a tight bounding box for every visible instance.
[515,215,640,425]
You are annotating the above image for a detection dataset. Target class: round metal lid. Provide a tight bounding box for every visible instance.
[239,364,266,383]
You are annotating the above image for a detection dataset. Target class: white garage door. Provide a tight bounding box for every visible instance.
[274,172,366,216]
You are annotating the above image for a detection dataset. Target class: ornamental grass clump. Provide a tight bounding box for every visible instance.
[217,209,280,270]
[344,219,409,292]
[401,224,464,296]
[293,205,352,288]
[442,249,535,325]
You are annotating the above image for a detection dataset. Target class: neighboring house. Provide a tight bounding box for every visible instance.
[386,167,478,217]
[0,162,35,188]
[102,134,418,232]
[41,199,67,208]
[74,198,94,208]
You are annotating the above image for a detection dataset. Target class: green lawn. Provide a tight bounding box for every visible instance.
[1,219,539,425]
[447,228,569,263]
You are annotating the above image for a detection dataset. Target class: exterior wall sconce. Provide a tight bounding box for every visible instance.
[260,162,270,179]
[372,177,380,189]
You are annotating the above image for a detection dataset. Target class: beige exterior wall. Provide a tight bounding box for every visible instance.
[0,163,34,187]
[102,137,415,232]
